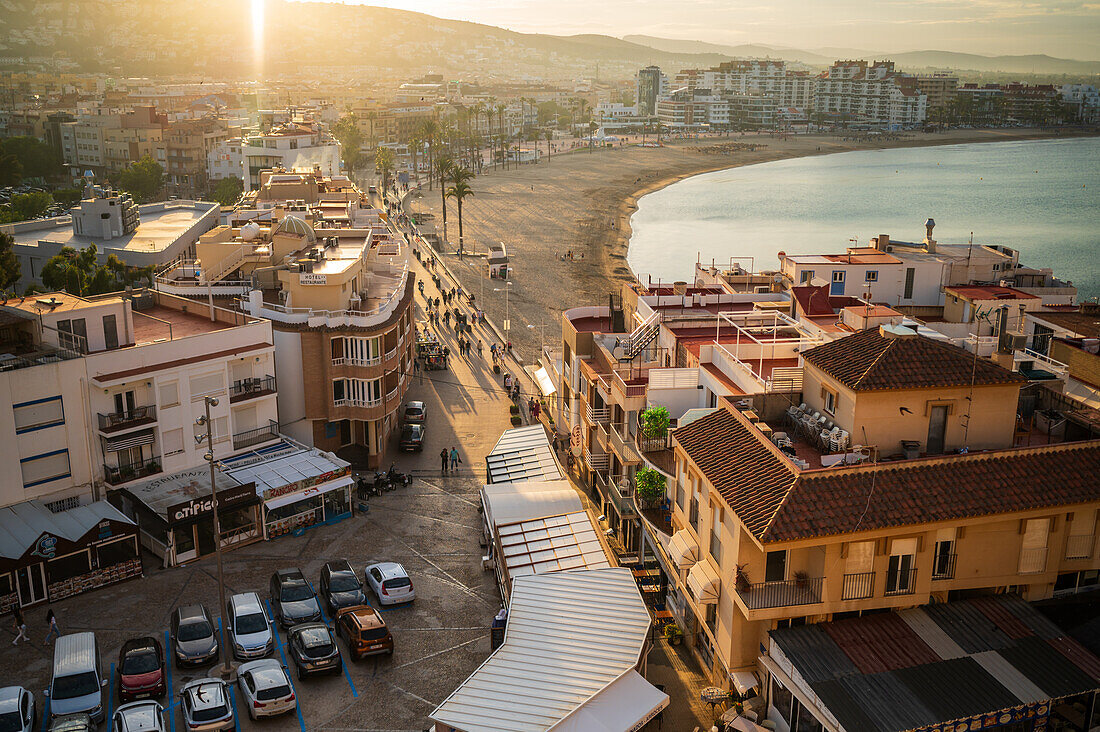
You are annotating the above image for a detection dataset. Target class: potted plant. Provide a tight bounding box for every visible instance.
[493,363,501,374]
[793,570,809,588]
[664,623,683,645]
[510,415,522,426]
[634,467,666,507]
[509,405,519,415]
[640,406,670,438]
[735,563,752,593]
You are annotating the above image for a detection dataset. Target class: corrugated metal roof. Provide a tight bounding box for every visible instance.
[430,568,655,732]
[823,612,939,674]
[999,637,1099,699]
[923,600,1013,654]
[832,671,938,732]
[966,594,1034,640]
[0,500,134,559]
[971,650,1049,704]
[812,679,884,731]
[482,481,582,531]
[769,624,860,685]
[498,511,610,579]
[897,608,967,661]
[893,657,1020,724]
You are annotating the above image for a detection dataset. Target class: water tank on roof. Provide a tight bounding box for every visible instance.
[240,222,261,241]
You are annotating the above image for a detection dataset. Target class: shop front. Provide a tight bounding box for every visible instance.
[0,500,141,613]
[260,474,353,538]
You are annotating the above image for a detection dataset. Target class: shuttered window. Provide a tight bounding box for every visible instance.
[20,449,71,488]
[13,396,65,433]
[159,381,179,407]
[189,372,225,401]
[162,428,184,456]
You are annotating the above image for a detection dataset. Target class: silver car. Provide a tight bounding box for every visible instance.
[177,679,233,732]
[111,701,166,732]
[236,659,297,720]
[0,686,36,732]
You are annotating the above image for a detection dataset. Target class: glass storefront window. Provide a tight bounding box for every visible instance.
[771,676,793,726]
[96,537,138,567]
[266,495,323,538]
[46,551,92,584]
[323,488,351,520]
[175,526,196,556]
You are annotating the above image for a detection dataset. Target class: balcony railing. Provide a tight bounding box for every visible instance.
[232,420,279,450]
[587,405,611,423]
[584,448,609,472]
[842,571,875,600]
[104,455,163,486]
[97,405,157,433]
[230,375,276,403]
[1019,547,1048,575]
[931,553,957,580]
[884,568,917,596]
[1065,534,1095,560]
[737,577,824,610]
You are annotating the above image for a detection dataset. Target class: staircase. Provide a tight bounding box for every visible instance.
[206,246,253,283]
[619,311,661,361]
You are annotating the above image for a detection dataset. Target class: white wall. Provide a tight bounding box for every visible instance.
[273,329,308,444]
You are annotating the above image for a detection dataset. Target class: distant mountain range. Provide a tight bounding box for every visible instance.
[623,35,1100,75]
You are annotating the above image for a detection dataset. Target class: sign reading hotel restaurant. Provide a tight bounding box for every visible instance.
[299,273,327,285]
[167,482,256,525]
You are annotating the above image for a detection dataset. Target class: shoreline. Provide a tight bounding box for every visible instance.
[406,127,1098,358]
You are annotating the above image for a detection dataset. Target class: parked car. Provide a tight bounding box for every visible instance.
[269,569,322,628]
[364,562,415,605]
[0,686,36,732]
[399,424,425,451]
[111,701,166,732]
[170,605,218,667]
[226,592,273,661]
[402,401,426,425]
[46,714,94,732]
[47,633,107,723]
[335,605,394,660]
[236,659,296,720]
[319,560,366,614]
[117,637,166,702]
[286,623,342,679]
[177,679,233,732]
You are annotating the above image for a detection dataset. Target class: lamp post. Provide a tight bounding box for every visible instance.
[494,282,513,333]
[527,322,546,352]
[196,396,232,679]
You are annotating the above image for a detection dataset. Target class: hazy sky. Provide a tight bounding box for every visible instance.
[342,0,1100,60]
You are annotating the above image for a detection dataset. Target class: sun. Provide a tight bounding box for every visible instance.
[252,0,266,72]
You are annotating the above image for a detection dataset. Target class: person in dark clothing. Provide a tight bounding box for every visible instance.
[440,448,449,474]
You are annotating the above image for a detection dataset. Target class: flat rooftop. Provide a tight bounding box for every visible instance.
[131,305,233,345]
[10,203,213,253]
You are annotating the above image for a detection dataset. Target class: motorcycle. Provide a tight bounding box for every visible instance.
[386,464,410,489]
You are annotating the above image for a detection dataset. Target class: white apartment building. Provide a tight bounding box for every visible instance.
[207,125,342,190]
[813,60,926,127]
[1062,84,1100,124]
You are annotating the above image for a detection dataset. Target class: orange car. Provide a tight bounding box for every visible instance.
[334,605,394,659]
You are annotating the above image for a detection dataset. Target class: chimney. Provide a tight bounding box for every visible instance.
[924,218,937,253]
[874,234,890,252]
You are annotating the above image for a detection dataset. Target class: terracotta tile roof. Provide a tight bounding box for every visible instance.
[801,328,1026,391]
[673,409,797,539]
[675,407,1100,544]
[944,285,1039,301]
[766,440,1100,542]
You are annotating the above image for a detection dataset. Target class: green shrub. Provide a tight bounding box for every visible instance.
[640,406,670,437]
[634,467,666,504]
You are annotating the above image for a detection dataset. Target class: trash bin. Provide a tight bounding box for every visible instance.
[901,440,920,460]
[490,609,508,650]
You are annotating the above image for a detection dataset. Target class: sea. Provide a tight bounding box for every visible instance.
[627,137,1100,301]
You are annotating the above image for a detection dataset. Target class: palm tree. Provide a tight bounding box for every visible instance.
[416,119,439,191]
[437,155,455,245]
[446,167,475,253]
[495,104,507,170]
[364,110,378,150]
[408,134,422,182]
[544,129,553,164]
[375,147,395,196]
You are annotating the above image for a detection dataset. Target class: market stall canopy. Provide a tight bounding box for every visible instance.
[0,500,134,560]
[498,510,610,580]
[687,559,721,605]
[262,475,354,510]
[730,670,759,696]
[221,440,349,498]
[481,480,581,531]
[524,365,557,397]
[668,529,699,570]
[554,669,669,732]
[485,425,562,485]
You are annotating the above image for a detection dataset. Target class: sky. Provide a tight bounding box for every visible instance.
[334,0,1100,60]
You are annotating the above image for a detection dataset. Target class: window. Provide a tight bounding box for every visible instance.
[932,528,956,579]
[102,314,119,350]
[864,270,878,282]
[765,550,787,583]
[13,396,65,434]
[886,537,917,594]
[20,449,71,488]
[333,379,346,403]
[1019,518,1049,574]
[710,504,723,563]
[46,550,91,583]
[57,318,88,353]
[162,428,184,456]
[96,536,137,567]
[689,494,699,530]
[159,381,179,408]
[771,676,794,725]
[830,270,845,296]
[903,267,915,299]
[822,388,836,415]
[799,270,815,284]
[832,270,845,283]
[676,480,686,511]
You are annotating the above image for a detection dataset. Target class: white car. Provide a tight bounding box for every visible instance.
[111,701,166,732]
[236,660,297,720]
[226,592,273,660]
[0,686,36,732]
[364,562,415,605]
[178,679,233,732]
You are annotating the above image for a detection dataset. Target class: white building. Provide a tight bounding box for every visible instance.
[207,125,341,191]
[1061,84,1100,124]
[813,60,926,128]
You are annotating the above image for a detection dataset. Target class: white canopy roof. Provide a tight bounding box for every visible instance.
[486,425,563,485]
[687,559,721,605]
[552,669,669,732]
[431,568,658,732]
[482,480,581,532]
[526,365,557,397]
[668,529,699,570]
[498,511,610,580]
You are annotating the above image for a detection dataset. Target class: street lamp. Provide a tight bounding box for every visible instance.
[527,322,546,352]
[195,396,233,679]
[493,282,513,333]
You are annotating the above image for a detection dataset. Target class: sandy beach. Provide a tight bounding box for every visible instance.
[404,127,1094,358]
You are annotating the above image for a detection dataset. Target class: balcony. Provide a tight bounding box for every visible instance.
[97,405,157,434]
[104,455,162,486]
[737,577,824,610]
[1065,534,1095,560]
[1018,547,1048,574]
[931,553,957,581]
[884,568,917,596]
[232,420,279,451]
[587,404,611,424]
[230,375,276,403]
[842,571,875,600]
[595,422,610,451]
[609,424,642,464]
[584,448,609,472]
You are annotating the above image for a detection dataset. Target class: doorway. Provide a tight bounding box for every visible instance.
[16,564,47,607]
[927,405,948,454]
[114,390,136,417]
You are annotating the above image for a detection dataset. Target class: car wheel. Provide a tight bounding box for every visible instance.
[249,708,256,721]
[297,663,305,681]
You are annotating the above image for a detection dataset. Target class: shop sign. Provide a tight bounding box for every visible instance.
[923,702,1049,732]
[168,483,256,524]
[97,520,113,541]
[262,466,350,501]
[31,534,58,559]
[299,273,327,285]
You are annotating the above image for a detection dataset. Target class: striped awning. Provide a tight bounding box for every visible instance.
[105,429,155,452]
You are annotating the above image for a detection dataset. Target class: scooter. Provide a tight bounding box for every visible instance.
[373,470,392,493]
[386,464,410,489]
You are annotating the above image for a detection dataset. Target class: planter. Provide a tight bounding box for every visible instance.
[509,405,519,415]
[493,364,501,374]
[510,415,523,426]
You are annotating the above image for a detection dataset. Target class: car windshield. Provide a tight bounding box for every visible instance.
[177,620,212,642]
[383,577,411,589]
[52,671,100,700]
[235,612,267,634]
[279,583,313,602]
[359,626,388,641]
[0,711,23,732]
[256,685,292,701]
[406,407,423,417]
[329,574,360,592]
[298,627,332,652]
[122,647,159,675]
[190,704,228,723]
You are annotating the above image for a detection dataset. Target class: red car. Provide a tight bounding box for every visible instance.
[117,636,166,702]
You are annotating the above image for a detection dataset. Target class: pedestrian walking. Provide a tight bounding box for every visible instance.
[43,608,59,645]
[512,383,520,401]
[439,448,449,474]
[11,608,28,646]
[449,447,461,471]
[413,358,421,375]
[533,401,541,420]
[477,340,483,357]
[504,373,512,390]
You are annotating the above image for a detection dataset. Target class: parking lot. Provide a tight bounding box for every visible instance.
[3,475,498,732]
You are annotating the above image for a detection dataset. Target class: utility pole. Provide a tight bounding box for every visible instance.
[196,396,232,679]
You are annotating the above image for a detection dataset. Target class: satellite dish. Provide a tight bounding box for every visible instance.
[612,346,625,360]
[809,276,828,288]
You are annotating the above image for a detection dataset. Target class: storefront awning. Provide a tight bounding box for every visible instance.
[729,670,759,696]
[668,529,699,570]
[554,669,670,732]
[263,476,354,511]
[525,365,557,397]
[687,559,721,605]
[104,429,156,452]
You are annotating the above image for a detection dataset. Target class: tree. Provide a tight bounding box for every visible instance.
[0,231,21,293]
[51,188,83,208]
[2,191,53,222]
[212,176,243,207]
[40,244,154,296]
[544,129,553,163]
[634,468,666,506]
[374,147,395,195]
[436,155,455,244]
[118,155,164,203]
[446,169,474,253]
[0,151,22,187]
[640,406,670,437]
[0,136,61,180]
[332,114,364,171]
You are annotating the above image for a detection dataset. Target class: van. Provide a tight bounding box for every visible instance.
[47,633,106,722]
[226,592,273,661]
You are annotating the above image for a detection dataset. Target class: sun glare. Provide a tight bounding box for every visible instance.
[251,0,265,72]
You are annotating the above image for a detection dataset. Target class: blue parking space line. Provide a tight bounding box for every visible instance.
[108,662,115,721]
[340,655,358,698]
[266,600,307,732]
[228,681,240,732]
[39,698,48,732]
[163,630,176,732]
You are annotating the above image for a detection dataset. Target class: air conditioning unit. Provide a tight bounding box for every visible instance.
[481,555,495,570]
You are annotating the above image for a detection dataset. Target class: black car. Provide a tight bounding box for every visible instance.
[286,623,342,679]
[269,569,322,628]
[319,560,366,614]
[400,424,425,451]
[170,604,219,667]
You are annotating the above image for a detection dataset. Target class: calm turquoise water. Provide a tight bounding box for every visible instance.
[628,137,1100,300]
